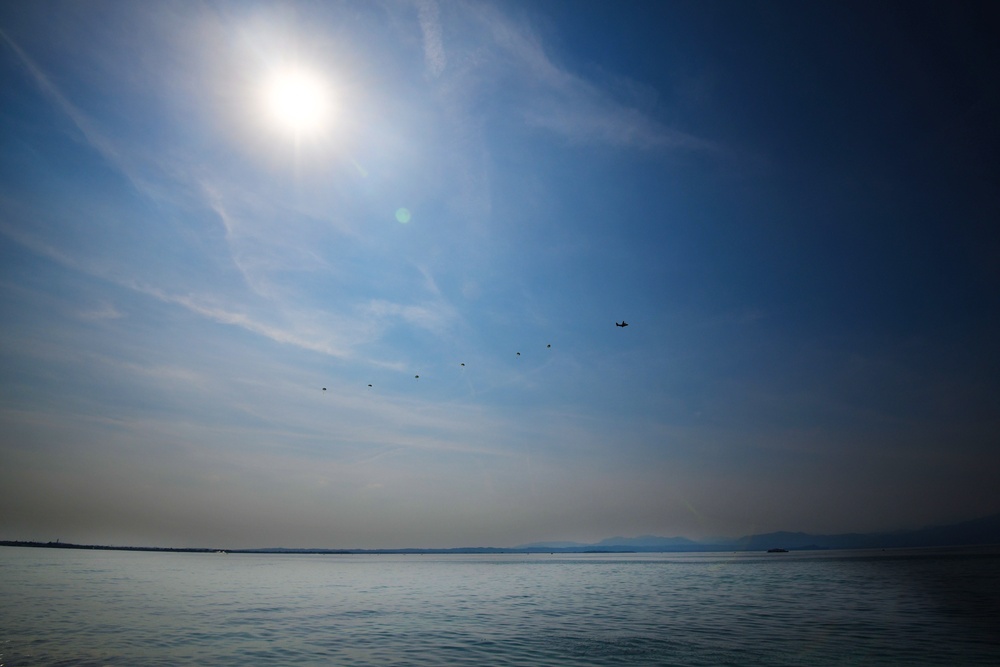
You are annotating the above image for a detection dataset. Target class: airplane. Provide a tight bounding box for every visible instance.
[616,321,628,327]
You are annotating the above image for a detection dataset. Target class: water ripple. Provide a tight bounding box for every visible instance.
[2,549,999,666]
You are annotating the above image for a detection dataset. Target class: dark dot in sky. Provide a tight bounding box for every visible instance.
[547,344,551,348]
[322,388,327,391]
[415,375,420,379]
[460,363,465,366]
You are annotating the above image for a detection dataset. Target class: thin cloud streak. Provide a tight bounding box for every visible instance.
[446,3,715,152]
[0,222,351,359]
[416,0,446,77]
[0,29,119,164]
[0,27,173,207]
[2,198,462,367]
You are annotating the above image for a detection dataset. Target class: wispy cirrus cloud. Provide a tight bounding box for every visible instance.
[0,212,462,366]
[0,29,118,163]
[199,183,337,300]
[504,37,712,151]
[416,0,446,78]
[0,220,346,359]
[0,27,181,205]
[420,2,714,153]
[361,297,458,336]
[76,302,124,321]
[129,282,354,358]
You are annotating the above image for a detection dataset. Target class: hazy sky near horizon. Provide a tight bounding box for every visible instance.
[1,0,998,549]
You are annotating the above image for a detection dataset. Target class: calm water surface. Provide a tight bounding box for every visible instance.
[2,546,999,665]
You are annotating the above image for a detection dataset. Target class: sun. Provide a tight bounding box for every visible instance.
[262,66,332,136]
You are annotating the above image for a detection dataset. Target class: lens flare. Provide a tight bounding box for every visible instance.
[395,208,411,223]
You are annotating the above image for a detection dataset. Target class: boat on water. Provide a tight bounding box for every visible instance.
[766,548,788,553]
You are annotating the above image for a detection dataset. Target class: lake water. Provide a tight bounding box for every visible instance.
[2,546,999,666]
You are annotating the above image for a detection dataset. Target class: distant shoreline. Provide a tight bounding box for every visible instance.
[0,540,647,555]
[4,540,998,557]
[4,512,999,555]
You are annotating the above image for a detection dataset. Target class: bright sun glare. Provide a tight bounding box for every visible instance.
[263,67,331,136]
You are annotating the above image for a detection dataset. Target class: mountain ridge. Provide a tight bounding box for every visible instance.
[516,513,1000,552]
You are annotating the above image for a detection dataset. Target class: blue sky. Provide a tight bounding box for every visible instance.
[1,1,998,549]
